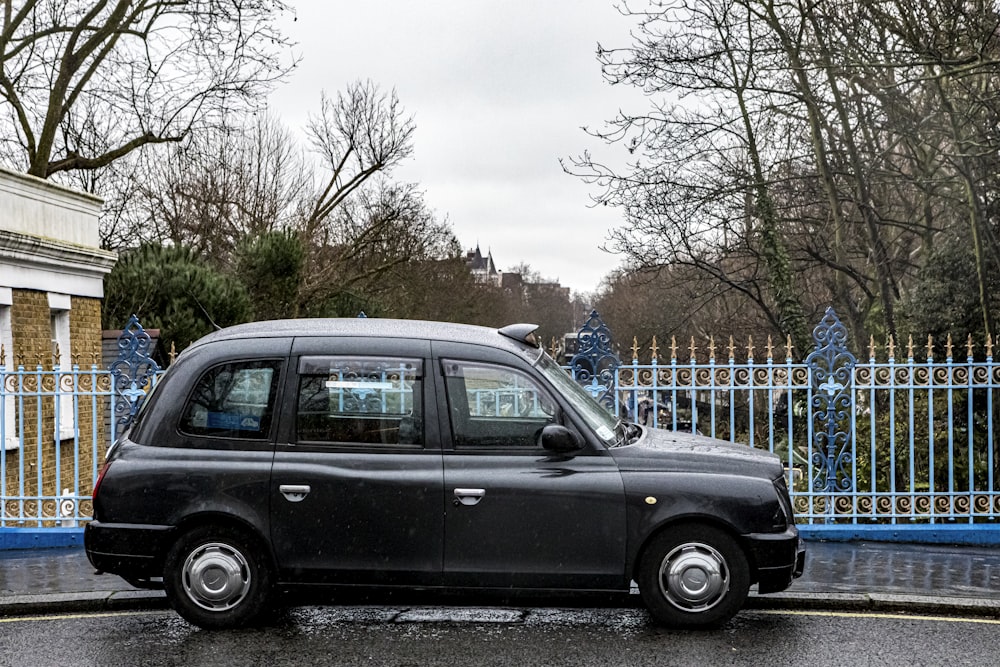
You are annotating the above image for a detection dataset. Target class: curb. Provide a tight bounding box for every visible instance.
[746,591,1000,618]
[0,590,168,617]
[3,589,998,621]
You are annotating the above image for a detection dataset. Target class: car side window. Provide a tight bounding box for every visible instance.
[179,360,282,439]
[296,356,423,446]
[442,359,557,449]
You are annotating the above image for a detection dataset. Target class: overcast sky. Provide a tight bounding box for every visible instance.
[266,1,643,295]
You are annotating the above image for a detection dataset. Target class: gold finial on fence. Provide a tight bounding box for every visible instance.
[71,350,80,365]
[670,336,678,361]
[907,335,914,361]
[765,335,774,361]
[887,334,895,360]
[746,335,755,360]
[650,336,659,362]
[92,344,101,365]
[631,336,639,361]
[785,334,794,361]
[169,341,177,364]
[727,335,736,361]
[967,334,975,360]
[53,343,61,366]
[0,344,4,366]
[988,334,994,358]
[926,334,934,360]
[688,336,698,361]
[946,334,954,359]
[869,335,877,359]
[708,335,717,362]
[549,337,558,358]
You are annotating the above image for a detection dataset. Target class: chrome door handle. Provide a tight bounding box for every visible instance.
[279,484,311,503]
[453,488,485,506]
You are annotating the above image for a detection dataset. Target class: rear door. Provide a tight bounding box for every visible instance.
[270,336,443,585]
[434,342,627,590]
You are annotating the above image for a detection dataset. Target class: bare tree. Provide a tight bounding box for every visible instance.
[0,0,294,179]
[566,0,812,354]
[303,80,415,237]
[573,0,1000,347]
[300,178,457,316]
[102,80,439,321]
[125,111,310,261]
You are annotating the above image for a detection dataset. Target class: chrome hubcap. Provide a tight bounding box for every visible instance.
[659,542,729,612]
[181,542,251,612]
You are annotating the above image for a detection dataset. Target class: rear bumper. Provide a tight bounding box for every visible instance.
[744,526,806,594]
[84,521,174,578]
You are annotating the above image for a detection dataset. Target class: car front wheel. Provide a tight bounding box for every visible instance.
[637,524,750,629]
[163,524,273,630]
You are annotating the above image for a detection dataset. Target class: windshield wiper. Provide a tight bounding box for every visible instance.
[626,422,642,443]
[611,420,642,447]
[628,423,642,442]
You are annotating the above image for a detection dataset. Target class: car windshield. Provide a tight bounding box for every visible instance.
[532,351,624,447]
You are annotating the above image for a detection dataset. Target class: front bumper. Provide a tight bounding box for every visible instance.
[744,526,806,594]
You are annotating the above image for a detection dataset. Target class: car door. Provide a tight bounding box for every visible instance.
[270,336,443,585]
[435,344,627,590]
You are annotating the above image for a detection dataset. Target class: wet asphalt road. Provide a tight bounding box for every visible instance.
[3,540,1000,666]
[5,540,1000,599]
[3,605,1000,667]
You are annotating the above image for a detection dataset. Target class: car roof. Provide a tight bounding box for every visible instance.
[188,318,538,354]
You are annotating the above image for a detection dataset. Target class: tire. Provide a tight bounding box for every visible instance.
[637,524,750,629]
[163,524,273,630]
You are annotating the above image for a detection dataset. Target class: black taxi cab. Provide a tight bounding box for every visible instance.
[85,318,804,629]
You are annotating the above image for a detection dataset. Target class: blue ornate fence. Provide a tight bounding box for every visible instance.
[2,311,999,546]
[109,314,160,439]
[605,308,1000,539]
[1,316,160,536]
[568,309,620,411]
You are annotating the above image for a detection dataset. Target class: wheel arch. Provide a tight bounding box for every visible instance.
[630,515,760,584]
[164,511,277,576]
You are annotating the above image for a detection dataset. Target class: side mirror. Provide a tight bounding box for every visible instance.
[539,424,583,453]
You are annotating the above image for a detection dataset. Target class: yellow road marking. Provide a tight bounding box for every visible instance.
[756,609,1000,625]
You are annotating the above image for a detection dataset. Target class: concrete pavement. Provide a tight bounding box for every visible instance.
[1,540,998,619]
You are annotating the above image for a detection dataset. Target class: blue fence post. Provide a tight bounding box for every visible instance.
[569,310,620,413]
[109,315,160,439]
[805,308,857,514]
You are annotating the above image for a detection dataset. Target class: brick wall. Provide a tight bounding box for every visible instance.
[9,289,48,367]
[3,290,106,522]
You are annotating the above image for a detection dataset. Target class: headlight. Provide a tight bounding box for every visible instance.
[772,475,794,529]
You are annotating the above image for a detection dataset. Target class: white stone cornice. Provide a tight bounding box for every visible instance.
[0,229,117,298]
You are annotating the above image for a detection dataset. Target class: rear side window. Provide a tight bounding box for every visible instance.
[179,360,282,439]
[296,356,423,446]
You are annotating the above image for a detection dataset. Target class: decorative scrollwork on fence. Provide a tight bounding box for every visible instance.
[569,310,620,411]
[58,373,76,392]
[792,493,1000,520]
[109,314,161,438]
[806,308,857,495]
[19,374,37,392]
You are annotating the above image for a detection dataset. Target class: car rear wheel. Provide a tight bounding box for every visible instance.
[163,524,273,630]
[637,524,749,629]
